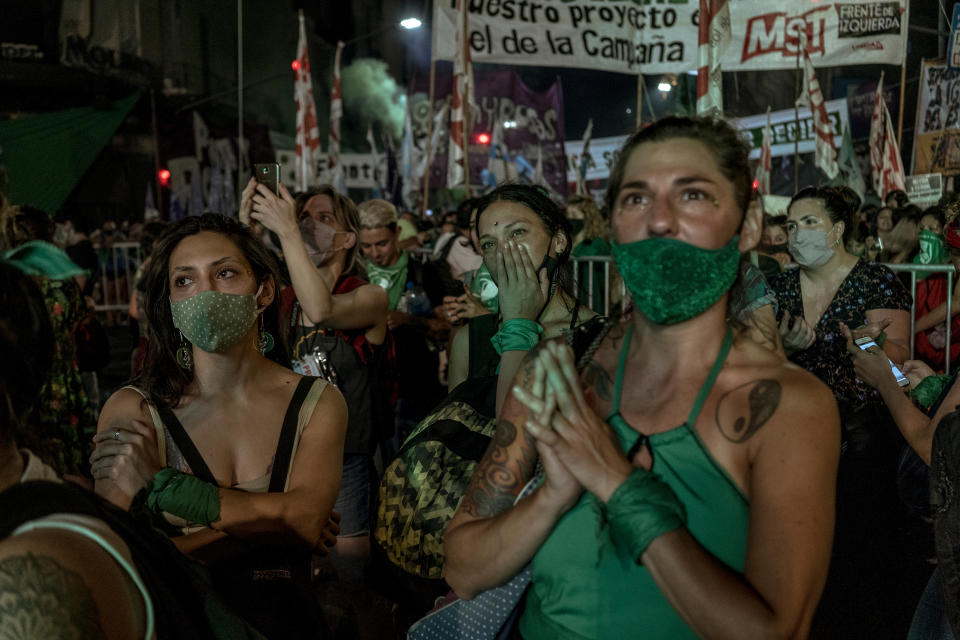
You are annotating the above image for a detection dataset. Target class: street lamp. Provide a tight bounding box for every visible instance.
[400,17,422,30]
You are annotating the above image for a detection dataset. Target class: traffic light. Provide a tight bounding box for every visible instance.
[291,59,302,71]
[158,168,171,188]
[475,132,491,145]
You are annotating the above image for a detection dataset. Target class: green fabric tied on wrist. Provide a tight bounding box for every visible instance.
[910,374,953,409]
[146,468,221,526]
[605,468,687,564]
[491,318,543,356]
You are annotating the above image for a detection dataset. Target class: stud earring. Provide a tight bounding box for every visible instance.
[175,331,193,370]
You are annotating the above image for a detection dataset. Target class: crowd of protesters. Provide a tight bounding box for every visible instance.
[7,114,960,640]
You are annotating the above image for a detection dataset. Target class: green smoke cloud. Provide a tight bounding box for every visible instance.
[340,58,405,150]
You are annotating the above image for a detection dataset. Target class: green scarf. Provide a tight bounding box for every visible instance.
[1,240,87,280]
[366,251,409,310]
[912,229,949,280]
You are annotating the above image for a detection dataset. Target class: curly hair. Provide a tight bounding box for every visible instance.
[566,194,608,241]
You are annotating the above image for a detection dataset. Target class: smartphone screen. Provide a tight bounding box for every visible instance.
[254,163,280,196]
[855,338,909,387]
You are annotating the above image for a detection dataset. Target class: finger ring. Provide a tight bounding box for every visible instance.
[113,430,121,441]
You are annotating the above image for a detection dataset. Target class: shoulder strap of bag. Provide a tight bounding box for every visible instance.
[155,405,218,486]
[268,377,315,492]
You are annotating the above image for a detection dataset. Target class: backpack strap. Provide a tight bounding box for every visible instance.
[155,405,218,486]
[268,377,316,493]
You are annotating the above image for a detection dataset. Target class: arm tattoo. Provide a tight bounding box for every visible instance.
[461,419,538,518]
[518,340,551,390]
[716,379,782,444]
[0,553,107,640]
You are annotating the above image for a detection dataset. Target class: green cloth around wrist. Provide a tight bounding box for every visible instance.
[910,374,953,409]
[146,468,221,526]
[605,468,687,564]
[491,317,543,355]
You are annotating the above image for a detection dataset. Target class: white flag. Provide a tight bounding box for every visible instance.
[696,0,731,116]
[869,73,906,198]
[796,37,839,180]
[294,10,321,191]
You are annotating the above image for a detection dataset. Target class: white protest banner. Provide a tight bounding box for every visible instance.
[433,0,907,75]
[905,173,944,207]
[733,99,851,160]
[276,150,387,190]
[563,99,850,184]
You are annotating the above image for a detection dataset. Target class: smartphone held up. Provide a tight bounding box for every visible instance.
[254,163,280,196]
[855,336,909,387]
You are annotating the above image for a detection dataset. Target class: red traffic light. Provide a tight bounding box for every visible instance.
[158,169,171,187]
[291,59,301,71]
[476,132,491,144]
[752,179,759,192]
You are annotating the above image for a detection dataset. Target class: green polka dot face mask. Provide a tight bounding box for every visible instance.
[170,288,261,353]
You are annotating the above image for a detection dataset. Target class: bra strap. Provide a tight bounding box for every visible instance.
[685,326,734,427]
[156,406,218,486]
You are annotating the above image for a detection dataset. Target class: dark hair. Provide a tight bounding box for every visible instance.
[4,205,54,247]
[789,186,861,243]
[0,262,54,444]
[605,116,753,217]
[886,189,909,208]
[764,214,788,230]
[140,221,169,258]
[474,184,575,303]
[456,198,479,231]
[921,204,947,230]
[135,214,289,407]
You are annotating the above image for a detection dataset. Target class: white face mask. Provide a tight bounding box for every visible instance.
[789,227,836,269]
[299,219,344,266]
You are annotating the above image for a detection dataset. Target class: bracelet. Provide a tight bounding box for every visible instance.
[490,318,543,355]
[910,374,953,409]
[605,468,687,564]
[146,468,221,526]
[875,331,887,347]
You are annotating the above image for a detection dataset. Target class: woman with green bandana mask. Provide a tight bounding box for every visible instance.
[771,185,915,637]
[90,214,346,640]
[445,116,841,640]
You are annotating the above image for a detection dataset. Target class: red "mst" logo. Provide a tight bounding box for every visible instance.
[741,7,832,62]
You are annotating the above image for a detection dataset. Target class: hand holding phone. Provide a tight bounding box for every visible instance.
[254,163,280,196]
[854,336,909,387]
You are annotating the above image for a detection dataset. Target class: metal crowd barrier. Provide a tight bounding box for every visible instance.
[883,263,955,371]
[95,242,142,313]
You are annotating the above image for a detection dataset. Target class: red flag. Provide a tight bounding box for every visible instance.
[328,41,344,171]
[869,73,905,198]
[294,10,320,191]
[447,0,472,187]
[696,0,730,116]
[796,40,839,179]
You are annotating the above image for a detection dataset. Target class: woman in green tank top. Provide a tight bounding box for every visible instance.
[445,117,841,639]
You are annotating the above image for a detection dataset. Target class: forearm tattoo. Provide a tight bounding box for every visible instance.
[0,553,107,640]
[461,419,538,518]
[716,379,782,443]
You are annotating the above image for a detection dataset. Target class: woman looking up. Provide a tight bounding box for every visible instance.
[91,214,347,639]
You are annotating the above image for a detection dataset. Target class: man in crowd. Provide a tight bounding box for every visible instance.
[358,199,449,448]
[433,198,482,285]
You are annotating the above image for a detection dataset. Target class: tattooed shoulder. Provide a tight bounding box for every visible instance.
[0,552,107,640]
[461,418,538,519]
[715,379,782,444]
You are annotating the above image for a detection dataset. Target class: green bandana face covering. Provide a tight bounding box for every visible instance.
[170,289,260,353]
[611,235,741,325]
[914,229,948,267]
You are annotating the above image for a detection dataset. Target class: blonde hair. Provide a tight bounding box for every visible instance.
[357,199,398,230]
[566,194,608,241]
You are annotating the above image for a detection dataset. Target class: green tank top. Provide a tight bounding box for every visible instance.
[520,325,750,640]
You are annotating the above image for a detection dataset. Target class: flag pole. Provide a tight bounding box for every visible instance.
[421,59,436,219]
[237,0,244,200]
[636,74,643,129]
[896,60,907,149]
[461,5,472,198]
[793,46,801,193]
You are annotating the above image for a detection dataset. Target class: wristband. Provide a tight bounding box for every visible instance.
[491,318,543,355]
[146,468,221,526]
[910,374,953,409]
[605,468,686,564]
[875,331,887,348]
